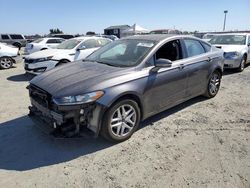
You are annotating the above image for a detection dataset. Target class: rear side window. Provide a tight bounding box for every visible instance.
[46,39,62,44]
[248,36,250,45]
[1,34,10,39]
[83,39,98,49]
[200,41,211,52]
[10,34,24,39]
[184,39,205,57]
[97,39,111,47]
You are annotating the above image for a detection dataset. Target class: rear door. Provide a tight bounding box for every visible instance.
[182,39,211,97]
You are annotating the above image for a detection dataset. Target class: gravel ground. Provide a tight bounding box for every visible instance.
[0,61,249,188]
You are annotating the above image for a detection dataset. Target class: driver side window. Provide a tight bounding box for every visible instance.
[146,40,182,67]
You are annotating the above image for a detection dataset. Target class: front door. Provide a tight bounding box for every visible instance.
[143,39,188,117]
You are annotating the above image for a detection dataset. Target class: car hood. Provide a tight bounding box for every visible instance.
[30,61,136,97]
[213,44,246,52]
[26,49,73,59]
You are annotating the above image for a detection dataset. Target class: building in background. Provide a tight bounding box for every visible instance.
[104,25,130,38]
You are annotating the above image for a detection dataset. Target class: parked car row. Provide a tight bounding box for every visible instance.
[1,32,249,142]
[24,36,112,74]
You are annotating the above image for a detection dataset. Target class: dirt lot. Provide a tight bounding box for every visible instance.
[0,61,249,188]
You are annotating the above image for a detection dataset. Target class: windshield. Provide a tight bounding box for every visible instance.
[56,39,81,49]
[86,39,156,67]
[209,35,246,45]
[33,38,44,43]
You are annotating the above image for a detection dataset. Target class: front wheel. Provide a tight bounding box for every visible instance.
[237,57,246,72]
[101,99,141,142]
[0,57,14,69]
[203,71,221,98]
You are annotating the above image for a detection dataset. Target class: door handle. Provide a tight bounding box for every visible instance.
[207,57,212,62]
[179,64,185,69]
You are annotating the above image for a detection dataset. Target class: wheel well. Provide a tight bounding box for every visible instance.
[12,42,21,48]
[56,59,71,66]
[110,94,143,118]
[243,53,247,60]
[214,68,222,77]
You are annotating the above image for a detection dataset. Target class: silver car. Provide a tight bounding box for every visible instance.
[0,34,27,49]
[210,33,250,72]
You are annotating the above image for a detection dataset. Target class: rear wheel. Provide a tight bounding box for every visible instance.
[203,70,221,98]
[0,57,13,69]
[101,99,141,142]
[237,56,246,72]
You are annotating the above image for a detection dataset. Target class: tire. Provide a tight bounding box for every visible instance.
[203,70,221,98]
[237,56,246,72]
[13,42,21,49]
[101,99,141,142]
[0,57,14,69]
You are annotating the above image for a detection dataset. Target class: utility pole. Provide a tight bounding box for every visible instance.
[223,10,228,31]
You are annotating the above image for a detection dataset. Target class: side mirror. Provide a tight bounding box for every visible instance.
[77,46,86,51]
[155,58,172,68]
[247,43,250,47]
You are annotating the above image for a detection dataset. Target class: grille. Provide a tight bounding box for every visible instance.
[29,84,52,109]
[25,59,35,64]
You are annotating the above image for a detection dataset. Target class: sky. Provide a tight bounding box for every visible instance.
[0,0,249,35]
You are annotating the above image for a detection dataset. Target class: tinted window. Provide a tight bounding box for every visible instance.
[184,39,205,57]
[156,40,182,61]
[1,34,10,40]
[46,39,61,44]
[83,39,98,49]
[10,34,24,39]
[248,36,250,45]
[200,41,211,52]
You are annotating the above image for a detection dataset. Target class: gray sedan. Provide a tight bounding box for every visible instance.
[28,34,224,142]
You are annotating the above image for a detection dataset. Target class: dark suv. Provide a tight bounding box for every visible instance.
[0,34,27,48]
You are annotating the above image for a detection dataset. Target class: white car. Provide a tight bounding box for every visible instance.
[202,33,217,42]
[24,37,65,54]
[0,42,19,69]
[210,33,250,72]
[24,36,112,74]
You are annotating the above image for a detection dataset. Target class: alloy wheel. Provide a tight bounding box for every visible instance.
[209,72,220,96]
[110,104,137,137]
[0,57,12,69]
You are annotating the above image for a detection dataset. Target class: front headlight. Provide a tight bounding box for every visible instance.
[53,91,104,105]
[224,52,240,59]
[34,56,53,63]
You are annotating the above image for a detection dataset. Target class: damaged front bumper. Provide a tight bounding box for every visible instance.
[28,94,106,138]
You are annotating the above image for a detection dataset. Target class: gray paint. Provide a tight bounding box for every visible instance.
[30,35,224,122]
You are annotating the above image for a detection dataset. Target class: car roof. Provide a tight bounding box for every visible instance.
[73,36,111,40]
[213,33,250,36]
[122,34,200,42]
